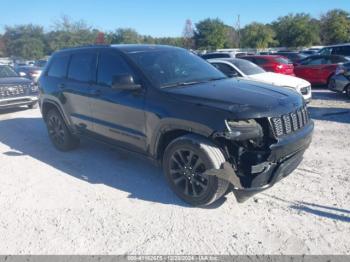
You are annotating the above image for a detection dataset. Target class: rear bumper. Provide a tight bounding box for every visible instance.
[0,95,38,109]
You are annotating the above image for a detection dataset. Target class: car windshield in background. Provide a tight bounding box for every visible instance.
[0,66,19,78]
[231,59,265,75]
[275,57,292,64]
[128,49,227,88]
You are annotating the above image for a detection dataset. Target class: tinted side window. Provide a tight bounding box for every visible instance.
[307,57,326,65]
[330,56,348,64]
[335,46,350,56]
[320,48,332,55]
[47,54,70,78]
[212,63,238,77]
[254,58,267,65]
[68,52,96,82]
[97,52,135,86]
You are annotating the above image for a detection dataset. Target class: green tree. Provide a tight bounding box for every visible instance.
[0,36,5,57]
[272,13,320,47]
[110,28,142,44]
[194,18,229,50]
[320,9,350,45]
[46,16,98,52]
[3,24,45,59]
[241,22,277,49]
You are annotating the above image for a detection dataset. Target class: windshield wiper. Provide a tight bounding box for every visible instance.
[161,81,205,89]
[161,77,227,89]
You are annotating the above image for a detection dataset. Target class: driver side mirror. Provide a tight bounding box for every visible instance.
[112,74,141,91]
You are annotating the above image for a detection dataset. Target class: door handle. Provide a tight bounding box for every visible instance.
[58,83,65,89]
[90,89,101,97]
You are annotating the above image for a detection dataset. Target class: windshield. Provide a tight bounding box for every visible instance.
[128,49,226,88]
[0,66,19,78]
[231,59,265,75]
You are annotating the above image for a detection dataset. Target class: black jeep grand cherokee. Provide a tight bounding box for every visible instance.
[39,45,313,206]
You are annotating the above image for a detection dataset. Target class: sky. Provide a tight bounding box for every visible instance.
[1,0,350,37]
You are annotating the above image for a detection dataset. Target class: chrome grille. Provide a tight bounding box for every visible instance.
[0,85,26,98]
[271,106,310,137]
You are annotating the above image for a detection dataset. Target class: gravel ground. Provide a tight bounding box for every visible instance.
[0,89,349,255]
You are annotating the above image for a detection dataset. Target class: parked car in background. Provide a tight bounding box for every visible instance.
[15,66,43,83]
[294,55,349,86]
[0,65,38,109]
[328,62,350,98]
[38,45,313,206]
[241,55,295,76]
[319,44,350,58]
[300,50,318,56]
[201,52,236,59]
[208,58,312,102]
[34,59,48,68]
[276,52,307,63]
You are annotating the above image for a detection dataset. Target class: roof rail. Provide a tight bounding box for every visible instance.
[61,44,110,50]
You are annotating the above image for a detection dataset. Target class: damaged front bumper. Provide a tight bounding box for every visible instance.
[207,121,314,202]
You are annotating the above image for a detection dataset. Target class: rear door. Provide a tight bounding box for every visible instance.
[295,56,326,83]
[89,49,147,153]
[64,51,97,133]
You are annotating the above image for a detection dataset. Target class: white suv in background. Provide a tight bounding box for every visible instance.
[208,58,312,103]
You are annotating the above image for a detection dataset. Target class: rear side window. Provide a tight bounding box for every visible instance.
[68,52,96,82]
[47,55,69,78]
[97,52,135,87]
[307,57,326,65]
[212,63,239,77]
[274,57,291,64]
[333,46,350,56]
[254,58,268,65]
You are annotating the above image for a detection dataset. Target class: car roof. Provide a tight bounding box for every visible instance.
[241,55,284,59]
[323,43,350,48]
[207,58,246,63]
[55,44,183,55]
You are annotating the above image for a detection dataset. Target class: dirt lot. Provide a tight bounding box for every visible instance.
[0,89,349,255]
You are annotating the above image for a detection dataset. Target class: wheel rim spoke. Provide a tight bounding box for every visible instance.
[169,148,209,198]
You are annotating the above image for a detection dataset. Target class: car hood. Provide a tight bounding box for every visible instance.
[162,78,304,119]
[246,72,310,90]
[0,77,32,85]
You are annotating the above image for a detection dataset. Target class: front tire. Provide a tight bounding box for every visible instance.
[28,102,38,109]
[346,85,350,99]
[45,108,80,151]
[163,134,230,206]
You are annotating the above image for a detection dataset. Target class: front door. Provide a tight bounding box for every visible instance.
[89,50,147,153]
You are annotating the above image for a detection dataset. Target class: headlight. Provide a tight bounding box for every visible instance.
[30,83,38,92]
[224,119,263,141]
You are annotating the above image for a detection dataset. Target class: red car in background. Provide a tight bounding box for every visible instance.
[294,55,349,86]
[241,55,295,75]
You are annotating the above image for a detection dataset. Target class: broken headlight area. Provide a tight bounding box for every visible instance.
[215,118,278,188]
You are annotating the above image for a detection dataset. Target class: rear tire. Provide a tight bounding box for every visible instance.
[163,134,230,206]
[45,108,80,151]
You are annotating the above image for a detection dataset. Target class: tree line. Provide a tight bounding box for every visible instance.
[0,9,349,60]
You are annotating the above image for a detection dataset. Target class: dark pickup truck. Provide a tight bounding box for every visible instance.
[38,45,313,206]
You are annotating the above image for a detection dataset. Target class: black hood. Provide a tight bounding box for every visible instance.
[163,78,304,119]
[0,77,32,85]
